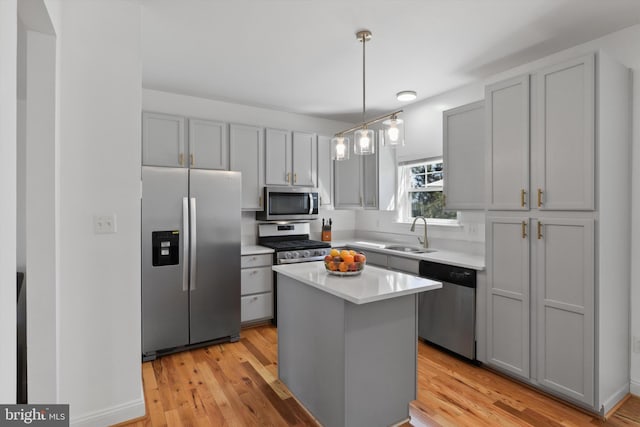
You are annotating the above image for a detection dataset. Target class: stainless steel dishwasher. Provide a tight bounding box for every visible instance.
[418,260,476,360]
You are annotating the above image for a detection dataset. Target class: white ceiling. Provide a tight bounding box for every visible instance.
[141,0,640,123]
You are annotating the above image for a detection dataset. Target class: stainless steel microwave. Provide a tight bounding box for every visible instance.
[256,187,319,221]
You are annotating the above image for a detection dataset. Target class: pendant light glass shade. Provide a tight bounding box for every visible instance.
[382,117,405,146]
[331,135,351,161]
[354,128,375,155]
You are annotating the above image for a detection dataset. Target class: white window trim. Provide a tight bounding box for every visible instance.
[396,158,459,225]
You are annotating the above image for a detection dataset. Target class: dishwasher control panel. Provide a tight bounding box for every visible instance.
[418,260,476,288]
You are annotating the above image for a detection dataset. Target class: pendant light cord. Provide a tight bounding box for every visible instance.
[362,34,366,125]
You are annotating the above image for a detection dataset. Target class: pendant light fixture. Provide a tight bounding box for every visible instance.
[331,29,405,159]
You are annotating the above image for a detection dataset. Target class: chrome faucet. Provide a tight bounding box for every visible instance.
[410,216,429,249]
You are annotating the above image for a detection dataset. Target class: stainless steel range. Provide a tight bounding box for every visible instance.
[257,222,331,325]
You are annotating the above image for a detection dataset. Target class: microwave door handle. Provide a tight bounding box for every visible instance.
[309,193,313,214]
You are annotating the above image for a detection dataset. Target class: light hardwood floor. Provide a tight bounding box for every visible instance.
[120,325,640,426]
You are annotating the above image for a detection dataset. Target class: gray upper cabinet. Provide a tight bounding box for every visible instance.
[334,134,395,210]
[142,112,186,167]
[292,131,317,187]
[535,218,594,406]
[188,119,229,170]
[486,216,530,381]
[534,55,595,211]
[486,75,530,211]
[334,152,362,208]
[230,124,264,211]
[265,128,291,186]
[443,101,485,210]
[317,135,333,206]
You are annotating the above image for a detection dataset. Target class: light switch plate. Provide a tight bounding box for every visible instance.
[94,214,117,234]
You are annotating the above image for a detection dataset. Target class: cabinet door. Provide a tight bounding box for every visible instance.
[535,218,594,405]
[378,139,396,211]
[486,75,530,210]
[188,119,228,170]
[443,101,485,210]
[362,142,378,209]
[265,128,291,186]
[230,124,264,210]
[317,135,333,206]
[292,131,317,187]
[142,112,186,167]
[534,54,595,211]
[334,154,362,208]
[486,217,530,379]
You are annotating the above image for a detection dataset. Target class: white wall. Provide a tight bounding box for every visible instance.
[0,0,18,404]
[632,69,640,396]
[50,0,144,424]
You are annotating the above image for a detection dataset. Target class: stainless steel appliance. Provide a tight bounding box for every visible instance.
[257,222,330,325]
[255,187,319,221]
[142,166,241,361]
[418,260,477,360]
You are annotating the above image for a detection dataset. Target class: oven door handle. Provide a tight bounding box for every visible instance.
[308,193,313,214]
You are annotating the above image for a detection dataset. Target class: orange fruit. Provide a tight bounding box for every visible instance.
[339,262,348,272]
[342,254,354,264]
[340,250,350,259]
[349,250,356,256]
[330,249,340,257]
[328,262,337,271]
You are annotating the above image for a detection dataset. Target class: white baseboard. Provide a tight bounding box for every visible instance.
[601,382,631,414]
[71,397,145,427]
[631,379,640,397]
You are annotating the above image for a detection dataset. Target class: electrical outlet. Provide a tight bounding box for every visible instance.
[634,336,640,354]
[94,214,117,234]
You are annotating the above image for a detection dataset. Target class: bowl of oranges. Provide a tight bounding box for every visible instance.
[324,249,366,276]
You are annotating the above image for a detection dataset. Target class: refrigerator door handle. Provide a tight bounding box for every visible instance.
[182,197,189,292]
[308,193,313,214]
[190,197,197,291]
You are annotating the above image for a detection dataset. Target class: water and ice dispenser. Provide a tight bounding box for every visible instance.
[152,231,179,266]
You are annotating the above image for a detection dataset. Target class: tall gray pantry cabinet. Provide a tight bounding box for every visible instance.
[483,52,631,414]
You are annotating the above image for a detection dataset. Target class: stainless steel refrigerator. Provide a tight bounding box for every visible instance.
[141,166,241,361]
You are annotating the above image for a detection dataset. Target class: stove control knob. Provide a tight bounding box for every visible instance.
[284,252,293,259]
[291,251,300,259]
[316,249,327,257]
[302,250,311,258]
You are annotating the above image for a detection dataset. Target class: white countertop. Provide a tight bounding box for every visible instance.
[272,261,441,305]
[334,240,485,271]
[241,245,274,256]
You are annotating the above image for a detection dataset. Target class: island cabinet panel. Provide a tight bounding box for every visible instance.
[277,274,418,427]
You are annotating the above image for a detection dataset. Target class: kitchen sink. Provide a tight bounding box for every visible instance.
[384,245,437,254]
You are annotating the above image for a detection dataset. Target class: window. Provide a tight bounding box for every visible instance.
[398,158,457,223]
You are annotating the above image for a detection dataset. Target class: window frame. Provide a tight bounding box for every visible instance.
[397,158,459,225]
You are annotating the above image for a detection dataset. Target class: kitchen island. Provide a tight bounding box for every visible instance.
[272,261,441,427]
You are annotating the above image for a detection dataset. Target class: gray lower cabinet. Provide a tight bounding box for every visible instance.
[486,215,594,406]
[240,254,273,323]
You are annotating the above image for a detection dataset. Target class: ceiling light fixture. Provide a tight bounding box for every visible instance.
[396,90,417,102]
[331,29,404,159]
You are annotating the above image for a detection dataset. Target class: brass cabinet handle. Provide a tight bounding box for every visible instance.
[179,152,184,166]
[537,188,543,207]
[286,172,290,183]
[294,173,297,184]
[520,189,526,207]
[190,153,194,166]
[521,221,527,239]
[537,221,543,240]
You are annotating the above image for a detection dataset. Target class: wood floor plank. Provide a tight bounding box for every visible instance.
[121,325,640,427]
